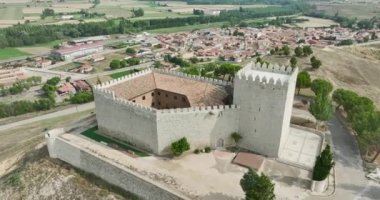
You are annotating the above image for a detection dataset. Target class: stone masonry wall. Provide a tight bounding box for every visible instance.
[233,63,298,157]
[46,135,186,200]
[156,105,240,154]
[94,89,159,154]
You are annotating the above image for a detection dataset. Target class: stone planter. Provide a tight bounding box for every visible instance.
[311,178,328,193]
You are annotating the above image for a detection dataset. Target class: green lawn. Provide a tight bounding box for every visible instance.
[0,48,31,60]
[110,70,135,79]
[81,126,149,157]
[147,22,227,34]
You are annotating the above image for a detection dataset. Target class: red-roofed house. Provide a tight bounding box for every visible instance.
[52,41,104,61]
[57,83,76,95]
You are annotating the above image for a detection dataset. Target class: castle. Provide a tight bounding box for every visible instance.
[93,62,297,157]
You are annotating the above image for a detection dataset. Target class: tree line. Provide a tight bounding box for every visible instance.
[305,10,380,29]
[0,76,41,97]
[0,4,306,48]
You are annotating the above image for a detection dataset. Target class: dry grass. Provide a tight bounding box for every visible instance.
[263,46,380,107]
[315,2,380,19]
[292,16,338,28]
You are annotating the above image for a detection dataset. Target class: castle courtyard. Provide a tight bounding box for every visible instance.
[52,129,316,200]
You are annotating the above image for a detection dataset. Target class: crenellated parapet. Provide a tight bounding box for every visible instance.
[152,68,231,86]
[94,68,154,90]
[158,104,240,115]
[235,62,298,88]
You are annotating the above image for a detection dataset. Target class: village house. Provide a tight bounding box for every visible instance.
[57,82,76,95]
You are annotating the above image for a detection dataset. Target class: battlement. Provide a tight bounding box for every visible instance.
[94,83,237,116]
[151,68,231,86]
[247,62,294,75]
[93,68,231,91]
[93,68,153,90]
[236,62,298,87]
[158,104,240,115]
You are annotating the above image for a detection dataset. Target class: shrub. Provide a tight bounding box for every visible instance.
[194,149,200,154]
[312,145,334,181]
[204,147,211,153]
[231,132,242,144]
[110,59,121,69]
[125,47,136,55]
[240,169,275,200]
[171,137,190,156]
[70,91,94,104]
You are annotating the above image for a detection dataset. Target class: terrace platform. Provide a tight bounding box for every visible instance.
[279,127,323,169]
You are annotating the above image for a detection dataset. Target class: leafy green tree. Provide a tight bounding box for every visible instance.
[358,130,380,163]
[351,110,380,135]
[126,57,140,66]
[348,97,375,121]
[46,77,60,86]
[294,47,303,57]
[132,8,144,17]
[282,45,290,56]
[120,60,127,68]
[332,89,359,111]
[310,56,316,63]
[70,91,94,104]
[311,79,333,96]
[290,56,297,68]
[296,71,311,95]
[153,61,161,68]
[313,145,334,181]
[110,59,121,69]
[171,137,190,156]
[302,45,313,56]
[42,8,55,18]
[240,169,275,200]
[310,94,333,129]
[311,59,322,69]
[270,49,275,55]
[65,76,71,83]
[126,47,136,55]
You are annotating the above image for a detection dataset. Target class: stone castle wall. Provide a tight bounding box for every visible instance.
[93,64,297,157]
[156,105,240,154]
[46,132,187,200]
[94,88,159,153]
[93,69,237,155]
[233,62,297,157]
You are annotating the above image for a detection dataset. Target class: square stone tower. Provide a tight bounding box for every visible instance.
[233,62,297,157]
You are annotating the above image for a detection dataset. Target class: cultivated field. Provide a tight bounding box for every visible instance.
[158,1,268,13]
[0,48,30,60]
[263,45,380,107]
[292,16,338,28]
[314,2,380,19]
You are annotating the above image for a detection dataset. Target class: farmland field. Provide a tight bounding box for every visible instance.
[0,48,30,60]
[314,2,380,19]
[147,22,226,34]
[291,16,338,28]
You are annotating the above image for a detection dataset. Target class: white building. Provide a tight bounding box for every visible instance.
[52,42,104,61]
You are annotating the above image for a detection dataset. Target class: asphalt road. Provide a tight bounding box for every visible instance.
[309,114,380,199]
[0,102,95,132]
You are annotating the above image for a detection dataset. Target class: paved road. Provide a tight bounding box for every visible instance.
[309,114,380,199]
[0,102,95,132]
[84,61,153,79]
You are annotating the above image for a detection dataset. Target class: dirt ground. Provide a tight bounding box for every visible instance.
[0,147,132,200]
[263,45,380,107]
[0,110,94,176]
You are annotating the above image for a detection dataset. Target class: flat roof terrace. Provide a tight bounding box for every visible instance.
[108,71,231,108]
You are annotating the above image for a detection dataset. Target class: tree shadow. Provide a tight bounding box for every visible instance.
[339,183,380,199]
[200,192,241,200]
